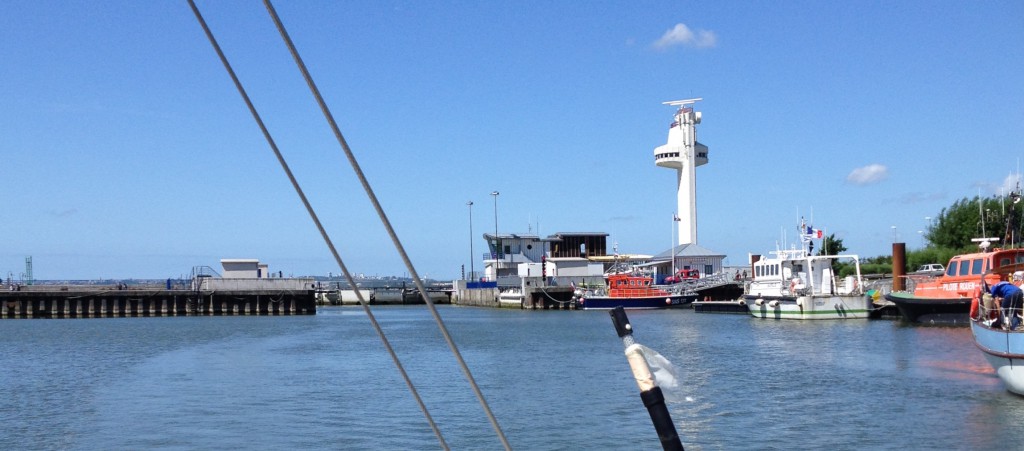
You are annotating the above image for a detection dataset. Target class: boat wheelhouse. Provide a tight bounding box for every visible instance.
[885,245,1024,324]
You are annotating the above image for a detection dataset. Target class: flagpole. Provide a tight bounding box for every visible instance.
[671,213,676,278]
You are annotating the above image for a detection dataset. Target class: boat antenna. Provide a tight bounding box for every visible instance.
[1006,179,1022,247]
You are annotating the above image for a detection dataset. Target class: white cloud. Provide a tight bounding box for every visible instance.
[653,23,717,50]
[846,164,888,185]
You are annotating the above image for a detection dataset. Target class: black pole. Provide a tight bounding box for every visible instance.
[609,307,684,451]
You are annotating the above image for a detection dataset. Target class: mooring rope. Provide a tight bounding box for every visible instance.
[259,1,511,448]
[537,286,573,304]
[185,2,450,449]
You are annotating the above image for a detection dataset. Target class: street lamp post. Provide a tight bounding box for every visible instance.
[491,191,500,281]
[467,201,475,281]
[671,213,680,277]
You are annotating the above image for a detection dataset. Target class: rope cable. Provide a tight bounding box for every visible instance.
[260,1,511,448]
[185,2,448,449]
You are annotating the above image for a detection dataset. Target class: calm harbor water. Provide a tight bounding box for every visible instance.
[1,305,1019,450]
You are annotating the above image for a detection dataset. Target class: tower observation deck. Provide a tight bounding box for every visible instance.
[653,98,708,246]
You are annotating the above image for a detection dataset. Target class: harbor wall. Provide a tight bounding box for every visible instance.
[456,288,500,307]
[452,280,500,307]
[318,288,452,306]
[201,277,317,291]
[0,289,316,319]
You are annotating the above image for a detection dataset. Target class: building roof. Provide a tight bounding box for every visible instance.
[588,254,653,262]
[482,233,541,240]
[651,243,725,259]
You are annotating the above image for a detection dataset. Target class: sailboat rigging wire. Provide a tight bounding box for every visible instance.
[260,1,511,449]
[185,2,450,449]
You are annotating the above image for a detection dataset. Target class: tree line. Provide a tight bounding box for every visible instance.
[825,194,1024,277]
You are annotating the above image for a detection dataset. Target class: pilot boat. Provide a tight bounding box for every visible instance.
[573,272,696,310]
[885,240,1024,324]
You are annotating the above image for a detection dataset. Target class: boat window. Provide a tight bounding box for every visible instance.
[946,261,957,277]
[644,280,650,286]
[972,259,984,275]
[1000,257,1011,266]
[1017,254,1024,263]
[959,261,970,276]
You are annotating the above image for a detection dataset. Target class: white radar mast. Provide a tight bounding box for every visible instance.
[654,98,708,246]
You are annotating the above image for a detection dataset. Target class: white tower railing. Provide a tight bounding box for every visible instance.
[654,98,708,246]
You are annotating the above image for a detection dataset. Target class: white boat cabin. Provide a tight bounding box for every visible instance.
[749,249,861,297]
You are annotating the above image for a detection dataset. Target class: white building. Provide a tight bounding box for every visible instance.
[220,259,269,279]
[196,258,314,291]
[482,232,608,284]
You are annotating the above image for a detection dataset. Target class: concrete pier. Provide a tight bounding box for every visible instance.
[0,288,316,319]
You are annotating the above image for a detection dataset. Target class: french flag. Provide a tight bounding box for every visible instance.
[806,226,823,238]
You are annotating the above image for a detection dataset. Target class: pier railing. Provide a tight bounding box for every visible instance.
[662,272,739,293]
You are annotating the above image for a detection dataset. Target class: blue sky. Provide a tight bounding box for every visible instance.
[2,1,1022,281]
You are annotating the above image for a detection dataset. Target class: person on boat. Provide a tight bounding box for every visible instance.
[990,280,1024,330]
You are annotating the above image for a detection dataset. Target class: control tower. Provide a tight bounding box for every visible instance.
[653,98,708,246]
